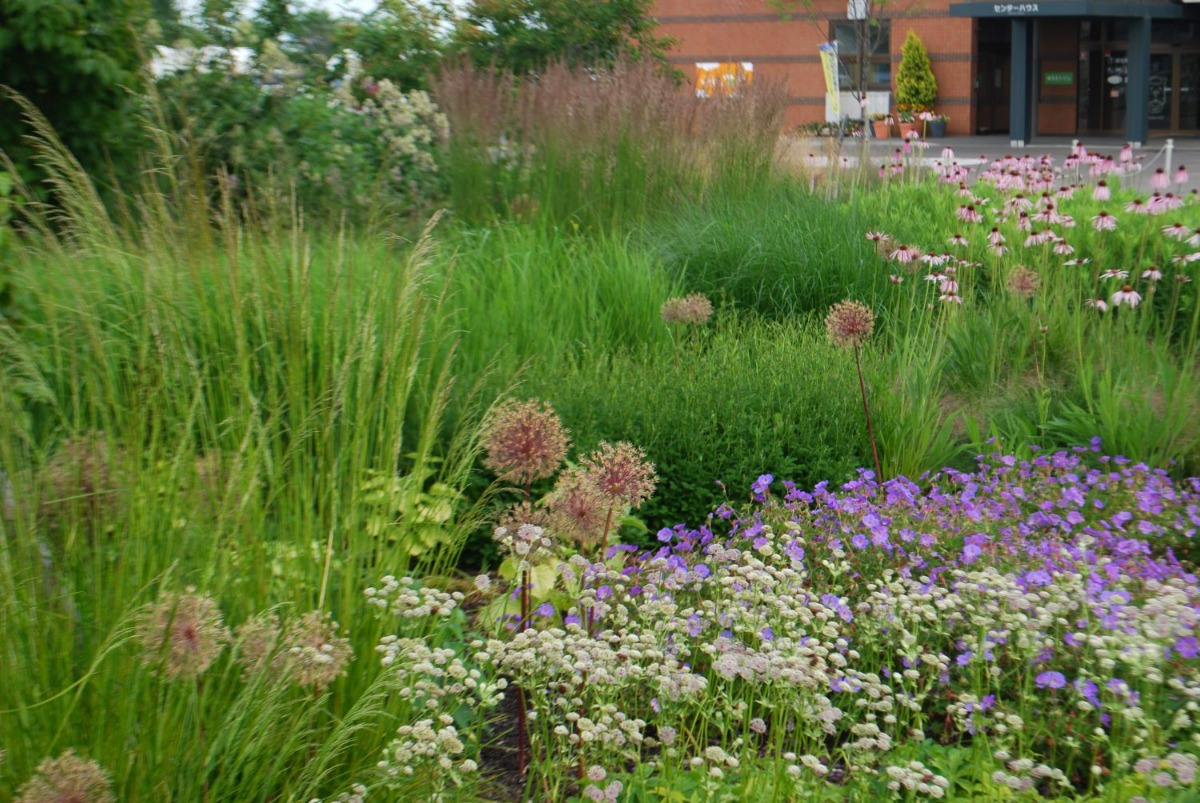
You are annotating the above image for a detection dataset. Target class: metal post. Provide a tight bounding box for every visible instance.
[1126,16,1151,148]
[1165,138,1175,177]
[1010,19,1031,147]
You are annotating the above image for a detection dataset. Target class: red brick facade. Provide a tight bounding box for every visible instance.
[654,0,977,135]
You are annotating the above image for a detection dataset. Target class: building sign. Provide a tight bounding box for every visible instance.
[991,3,1039,12]
[1044,71,1074,86]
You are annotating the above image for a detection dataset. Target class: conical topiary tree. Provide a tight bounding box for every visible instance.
[894,30,937,113]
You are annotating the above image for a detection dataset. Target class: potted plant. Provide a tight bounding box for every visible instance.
[895,31,938,139]
[870,112,892,139]
[895,105,917,140]
[928,112,949,139]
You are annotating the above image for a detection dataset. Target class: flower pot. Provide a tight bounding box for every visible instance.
[871,120,891,139]
[927,119,947,139]
[897,121,917,140]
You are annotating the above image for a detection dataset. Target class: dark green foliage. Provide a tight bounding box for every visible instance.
[452,0,674,74]
[646,180,883,319]
[529,316,867,532]
[344,0,449,91]
[0,0,148,185]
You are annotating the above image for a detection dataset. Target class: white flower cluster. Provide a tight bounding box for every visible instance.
[883,761,950,798]
[364,575,463,619]
[377,714,474,779]
[492,523,555,562]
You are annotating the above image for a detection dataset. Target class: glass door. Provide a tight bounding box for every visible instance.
[1148,53,1172,130]
[1181,54,1200,133]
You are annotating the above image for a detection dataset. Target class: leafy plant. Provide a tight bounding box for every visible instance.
[894,30,937,112]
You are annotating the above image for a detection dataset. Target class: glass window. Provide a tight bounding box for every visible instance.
[830,20,892,92]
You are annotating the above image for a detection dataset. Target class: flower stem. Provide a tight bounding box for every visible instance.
[854,345,883,481]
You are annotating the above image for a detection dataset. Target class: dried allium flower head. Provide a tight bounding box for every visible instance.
[136,589,230,680]
[1007,266,1040,299]
[482,399,570,486]
[546,467,608,548]
[15,749,115,803]
[498,500,553,533]
[38,431,122,527]
[234,612,281,678]
[660,293,714,326]
[825,300,875,349]
[277,610,353,690]
[581,441,657,510]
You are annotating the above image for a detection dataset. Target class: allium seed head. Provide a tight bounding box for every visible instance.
[15,750,114,803]
[660,293,713,326]
[581,441,657,510]
[277,610,354,690]
[825,300,875,348]
[136,589,230,680]
[482,399,570,486]
[234,612,281,678]
[1006,266,1040,299]
[546,467,608,548]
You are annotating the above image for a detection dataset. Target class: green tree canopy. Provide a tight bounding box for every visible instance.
[0,0,149,184]
[451,0,674,74]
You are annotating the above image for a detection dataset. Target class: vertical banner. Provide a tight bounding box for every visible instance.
[819,42,840,118]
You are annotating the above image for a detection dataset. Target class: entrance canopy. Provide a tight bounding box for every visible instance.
[950,1,1198,18]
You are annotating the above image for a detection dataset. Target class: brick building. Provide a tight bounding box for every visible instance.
[653,0,1200,144]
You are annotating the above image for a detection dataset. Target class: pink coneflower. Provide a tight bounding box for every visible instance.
[939,290,963,304]
[1173,252,1200,264]
[483,399,570,486]
[889,244,920,263]
[942,147,955,162]
[865,231,888,242]
[1161,193,1183,211]
[987,228,1006,247]
[1053,239,1075,255]
[923,270,945,283]
[1176,165,1189,185]
[1100,269,1129,280]
[582,441,657,509]
[1085,297,1108,312]
[14,750,115,803]
[1092,181,1111,201]
[1151,168,1169,191]
[1032,204,1055,223]
[948,233,969,248]
[136,590,230,680]
[1178,275,1193,284]
[1008,193,1033,211]
[1147,193,1169,215]
[1110,285,1142,308]
[1091,211,1118,231]
[1120,143,1134,164]
[989,244,1009,257]
[1017,211,1032,231]
[1189,229,1200,247]
[939,278,959,294]
[1142,267,1163,281]
[957,182,972,197]
[1125,198,1147,214]
[889,274,904,284]
[921,252,952,267]
[1064,257,1091,267]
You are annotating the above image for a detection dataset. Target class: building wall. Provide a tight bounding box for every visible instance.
[654,0,977,135]
[1036,19,1079,136]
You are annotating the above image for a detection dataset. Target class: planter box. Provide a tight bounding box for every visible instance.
[871,121,891,139]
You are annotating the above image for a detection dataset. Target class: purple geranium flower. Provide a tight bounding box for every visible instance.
[1036,670,1067,689]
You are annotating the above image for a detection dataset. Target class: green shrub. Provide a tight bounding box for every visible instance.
[895,30,937,112]
[528,314,867,531]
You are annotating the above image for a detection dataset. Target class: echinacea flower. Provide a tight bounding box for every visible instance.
[948,233,969,248]
[1092,181,1111,201]
[1125,198,1147,214]
[825,300,875,348]
[1100,269,1129,280]
[988,228,1006,247]
[1163,222,1190,239]
[1064,257,1091,267]
[1142,267,1163,281]
[483,399,570,486]
[889,244,920,263]
[136,589,230,680]
[1110,285,1142,308]
[1085,297,1108,312]
[15,750,115,803]
[1091,211,1117,231]
[1175,165,1189,185]
[957,205,983,224]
